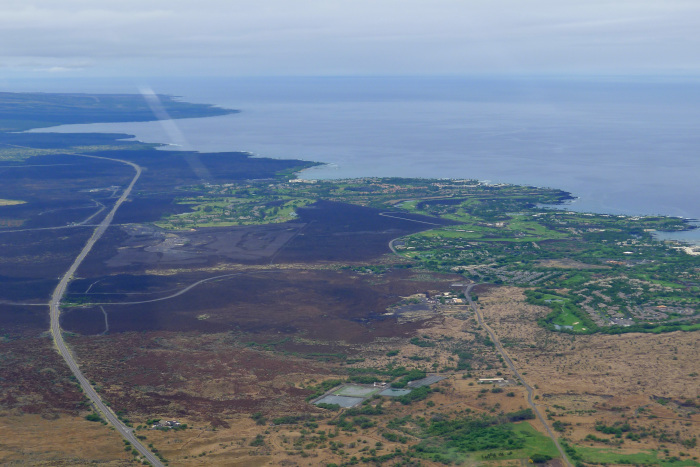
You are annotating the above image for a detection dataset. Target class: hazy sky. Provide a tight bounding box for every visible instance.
[2,0,699,77]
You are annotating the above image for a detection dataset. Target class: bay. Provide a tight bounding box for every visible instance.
[21,76,700,241]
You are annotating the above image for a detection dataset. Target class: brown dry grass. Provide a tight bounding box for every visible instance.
[134,377,533,467]
[4,281,698,465]
[0,412,130,465]
[537,259,609,269]
[479,286,700,460]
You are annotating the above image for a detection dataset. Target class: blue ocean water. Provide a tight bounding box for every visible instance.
[15,76,700,241]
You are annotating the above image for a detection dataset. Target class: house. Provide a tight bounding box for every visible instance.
[152,420,182,429]
[478,377,505,384]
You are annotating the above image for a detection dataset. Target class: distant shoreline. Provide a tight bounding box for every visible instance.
[20,90,700,246]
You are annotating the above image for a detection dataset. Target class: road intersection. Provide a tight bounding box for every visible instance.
[47,153,164,467]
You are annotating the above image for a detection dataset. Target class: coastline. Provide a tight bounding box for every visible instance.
[22,90,700,247]
[23,133,700,248]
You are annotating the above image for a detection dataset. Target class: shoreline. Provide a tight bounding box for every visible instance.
[21,96,700,247]
[25,127,700,247]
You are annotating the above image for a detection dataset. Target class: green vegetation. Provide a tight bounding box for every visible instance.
[0,92,235,132]
[562,440,700,466]
[304,379,343,401]
[157,177,569,230]
[345,364,438,389]
[347,374,382,384]
[249,434,265,447]
[156,195,315,229]
[396,386,432,405]
[397,192,698,334]
[390,369,427,388]
[338,408,558,465]
[530,453,553,463]
[408,414,556,464]
[0,143,153,162]
[163,177,698,334]
[85,412,103,422]
[3,91,696,466]
[409,336,436,348]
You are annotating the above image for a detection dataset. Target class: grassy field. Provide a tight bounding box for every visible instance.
[155,196,315,229]
[474,421,560,462]
[551,306,587,332]
[414,421,561,464]
[508,422,561,459]
[569,443,700,466]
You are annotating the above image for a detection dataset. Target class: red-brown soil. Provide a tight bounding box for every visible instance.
[61,268,462,342]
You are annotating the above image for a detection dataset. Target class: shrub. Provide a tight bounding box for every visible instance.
[316,403,341,411]
[251,412,266,425]
[410,337,436,348]
[249,434,265,447]
[530,453,552,464]
[397,387,431,405]
[505,408,535,422]
[85,413,102,422]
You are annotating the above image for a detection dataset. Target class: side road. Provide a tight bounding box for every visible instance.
[46,152,164,467]
[464,283,572,467]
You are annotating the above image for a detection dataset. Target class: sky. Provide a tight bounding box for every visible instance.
[1,0,700,78]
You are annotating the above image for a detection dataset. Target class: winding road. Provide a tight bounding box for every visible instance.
[88,271,255,306]
[464,284,572,466]
[47,153,164,467]
[381,211,443,256]
[385,214,571,465]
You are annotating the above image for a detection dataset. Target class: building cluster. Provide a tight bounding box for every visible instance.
[151,420,182,429]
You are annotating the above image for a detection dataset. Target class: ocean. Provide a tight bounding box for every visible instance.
[15,76,700,242]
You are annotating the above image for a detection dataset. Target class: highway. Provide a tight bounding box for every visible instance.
[48,153,164,467]
[464,284,572,467]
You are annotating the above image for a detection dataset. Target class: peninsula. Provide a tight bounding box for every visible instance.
[0,93,698,466]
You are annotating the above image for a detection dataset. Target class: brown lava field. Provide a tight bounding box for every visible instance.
[3,97,698,466]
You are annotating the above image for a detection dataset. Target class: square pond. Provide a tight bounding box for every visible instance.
[379,388,412,397]
[314,395,364,408]
[335,385,379,397]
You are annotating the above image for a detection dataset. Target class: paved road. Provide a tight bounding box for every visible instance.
[378,211,443,226]
[90,271,257,306]
[383,211,571,464]
[76,200,107,225]
[382,212,443,256]
[48,153,164,467]
[464,284,572,467]
[0,224,96,234]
